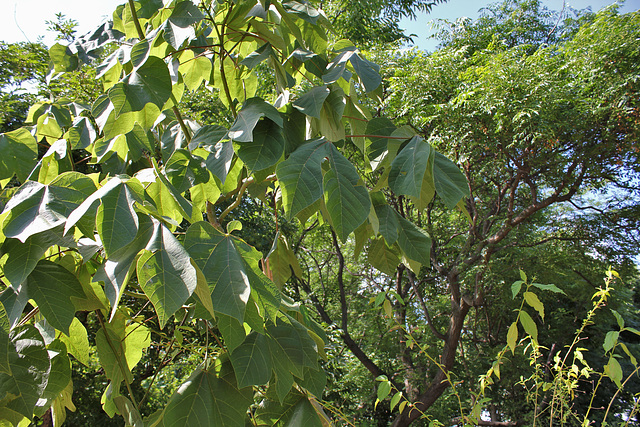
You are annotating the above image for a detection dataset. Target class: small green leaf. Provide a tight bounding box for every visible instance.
[184,222,251,323]
[519,270,528,283]
[511,281,523,299]
[377,380,391,401]
[523,292,544,321]
[603,331,619,353]
[383,299,393,318]
[611,310,624,329]
[108,56,172,117]
[507,322,518,355]
[59,318,90,366]
[0,325,50,420]
[390,391,402,412]
[368,238,401,275]
[519,311,538,342]
[604,357,623,387]
[531,283,565,294]
[396,214,431,266]
[350,52,381,92]
[323,143,371,241]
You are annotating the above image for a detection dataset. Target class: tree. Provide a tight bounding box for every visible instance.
[288,1,640,425]
[0,0,469,425]
[0,42,49,132]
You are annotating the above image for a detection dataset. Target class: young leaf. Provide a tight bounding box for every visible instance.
[519,311,538,342]
[507,322,518,354]
[523,292,544,320]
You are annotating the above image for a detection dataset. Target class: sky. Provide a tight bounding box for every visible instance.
[0,0,638,49]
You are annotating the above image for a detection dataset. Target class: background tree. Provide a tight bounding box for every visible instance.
[0,0,468,426]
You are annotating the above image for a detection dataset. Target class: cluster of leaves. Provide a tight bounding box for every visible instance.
[0,0,470,425]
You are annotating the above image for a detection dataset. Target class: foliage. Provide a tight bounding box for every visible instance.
[0,42,49,132]
[0,0,469,425]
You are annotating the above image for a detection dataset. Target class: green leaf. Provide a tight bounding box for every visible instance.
[389,136,433,199]
[217,314,246,354]
[372,196,399,245]
[318,86,346,141]
[59,318,90,366]
[161,0,205,48]
[241,43,273,69]
[530,282,565,294]
[184,222,251,323]
[95,322,132,385]
[49,43,79,73]
[165,149,209,193]
[433,151,469,209]
[396,214,431,266]
[25,260,87,334]
[366,117,396,164]
[179,51,212,91]
[377,380,391,401]
[228,98,283,143]
[39,340,71,408]
[0,128,38,182]
[511,281,523,299]
[1,229,64,287]
[611,310,624,329]
[293,86,330,119]
[604,356,623,387]
[95,214,154,320]
[323,143,371,241]
[296,366,326,398]
[507,322,518,354]
[523,292,544,320]
[136,219,198,329]
[519,311,538,342]
[108,56,172,118]
[96,180,142,257]
[235,118,284,172]
[603,331,619,353]
[230,332,273,388]
[367,238,400,275]
[276,138,330,219]
[350,52,381,92]
[519,270,528,283]
[254,391,323,427]
[3,182,69,242]
[266,324,308,381]
[0,325,50,420]
[113,396,143,427]
[390,392,402,412]
[161,363,253,427]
